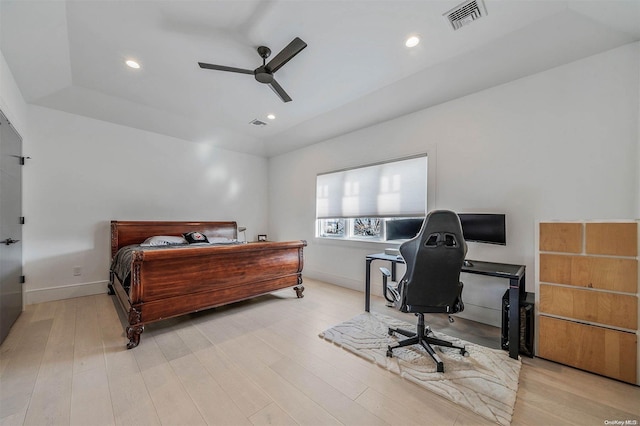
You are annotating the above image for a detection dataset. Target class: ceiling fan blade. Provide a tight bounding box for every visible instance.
[265,37,307,73]
[198,62,254,75]
[269,79,292,102]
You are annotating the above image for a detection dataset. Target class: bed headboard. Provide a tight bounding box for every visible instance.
[110,220,238,257]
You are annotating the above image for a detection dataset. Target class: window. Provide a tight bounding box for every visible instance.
[353,218,381,237]
[316,155,427,242]
[319,218,346,237]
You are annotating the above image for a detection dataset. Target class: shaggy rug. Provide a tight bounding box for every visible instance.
[319,312,521,425]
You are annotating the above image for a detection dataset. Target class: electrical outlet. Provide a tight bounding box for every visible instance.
[73,266,82,276]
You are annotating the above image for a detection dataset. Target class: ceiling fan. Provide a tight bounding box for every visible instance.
[198,37,307,103]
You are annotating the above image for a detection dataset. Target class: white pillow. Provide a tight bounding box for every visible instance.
[140,235,188,246]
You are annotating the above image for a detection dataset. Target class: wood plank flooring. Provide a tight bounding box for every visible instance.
[1,278,638,425]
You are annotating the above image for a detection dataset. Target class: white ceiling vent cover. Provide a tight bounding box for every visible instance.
[443,0,487,31]
[249,119,267,126]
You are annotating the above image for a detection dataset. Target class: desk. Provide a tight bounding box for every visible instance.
[365,253,526,360]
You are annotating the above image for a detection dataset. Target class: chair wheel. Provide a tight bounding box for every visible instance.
[461,348,469,356]
[388,328,394,336]
[386,347,393,358]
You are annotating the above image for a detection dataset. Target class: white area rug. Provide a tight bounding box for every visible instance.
[319,312,521,425]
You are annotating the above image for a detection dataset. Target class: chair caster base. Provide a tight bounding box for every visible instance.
[386,313,467,373]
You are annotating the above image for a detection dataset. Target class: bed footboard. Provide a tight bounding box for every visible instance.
[111,240,306,349]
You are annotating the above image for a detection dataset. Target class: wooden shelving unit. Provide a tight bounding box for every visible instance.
[537,221,639,384]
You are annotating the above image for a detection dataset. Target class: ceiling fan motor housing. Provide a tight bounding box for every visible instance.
[254,67,274,83]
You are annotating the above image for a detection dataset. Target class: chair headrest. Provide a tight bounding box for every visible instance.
[417,210,465,249]
[425,232,461,248]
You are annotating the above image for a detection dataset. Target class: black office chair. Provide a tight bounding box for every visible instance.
[383,209,468,373]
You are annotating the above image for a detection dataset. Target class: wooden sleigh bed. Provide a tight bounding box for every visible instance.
[108,220,306,349]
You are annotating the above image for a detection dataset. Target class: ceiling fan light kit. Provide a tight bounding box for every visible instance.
[198,37,307,103]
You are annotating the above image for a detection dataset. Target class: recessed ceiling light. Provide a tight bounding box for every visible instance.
[125,59,140,69]
[405,35,420,48]
[267,114,276,120]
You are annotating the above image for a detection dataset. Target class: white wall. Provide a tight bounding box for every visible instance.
[268,42,640,326]
[0,50,27,136]
[23,106,269,303]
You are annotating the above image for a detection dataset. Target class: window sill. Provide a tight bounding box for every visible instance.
[313,236,407,250]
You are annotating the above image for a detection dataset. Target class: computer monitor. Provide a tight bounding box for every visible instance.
[385,218,424,241]
[457,213,506,245]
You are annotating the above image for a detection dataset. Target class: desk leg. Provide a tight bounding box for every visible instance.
[365,259,372,312]
[508,277,521,360]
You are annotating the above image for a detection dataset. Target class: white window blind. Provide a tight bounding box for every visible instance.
[316,155,427,219]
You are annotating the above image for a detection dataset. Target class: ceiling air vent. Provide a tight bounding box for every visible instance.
[443,0,487,31]
[249,119,267,126]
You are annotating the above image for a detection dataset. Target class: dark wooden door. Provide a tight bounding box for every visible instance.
[0,110,23,344]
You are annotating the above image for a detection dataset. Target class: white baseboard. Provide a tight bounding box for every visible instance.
[304,269,363,292]
[25,280,109,305]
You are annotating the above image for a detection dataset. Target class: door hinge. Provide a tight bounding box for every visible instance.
[20,217,25,224]
[19,156,31,165]
[20,275,25,284]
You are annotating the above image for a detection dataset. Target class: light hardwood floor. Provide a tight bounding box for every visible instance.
[1,278,638,425]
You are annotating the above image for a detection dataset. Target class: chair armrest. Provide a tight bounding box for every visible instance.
[379,267,391,277]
